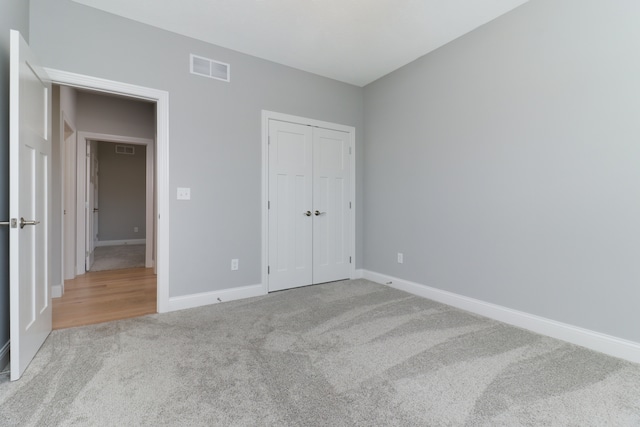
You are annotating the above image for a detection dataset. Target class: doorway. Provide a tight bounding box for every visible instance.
[47,68,170,318]
[262,111,356,292]
[75,134,155,275]
[55,88,157,328]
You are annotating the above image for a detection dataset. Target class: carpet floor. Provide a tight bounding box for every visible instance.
[1,279,639,426]
[89,244,145,272]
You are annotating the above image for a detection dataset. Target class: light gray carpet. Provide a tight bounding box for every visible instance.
[1,279,639,426]
[89,244,145,272]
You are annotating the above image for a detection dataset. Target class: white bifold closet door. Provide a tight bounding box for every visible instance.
[268,119,350,292]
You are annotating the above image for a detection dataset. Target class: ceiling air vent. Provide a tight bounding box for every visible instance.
[190,54,230,82]
[115,144,135,155]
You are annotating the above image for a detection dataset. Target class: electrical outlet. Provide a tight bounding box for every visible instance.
[177,187,191,200]
[134,227,138,233]
[397,252,404,264]
[231,259,239,271]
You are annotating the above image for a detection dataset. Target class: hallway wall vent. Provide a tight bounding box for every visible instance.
[115,144,135,155]
[190,54,230,82]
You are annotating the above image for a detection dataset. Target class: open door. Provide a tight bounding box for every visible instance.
[85,140,98,270]
[9,30,53,381]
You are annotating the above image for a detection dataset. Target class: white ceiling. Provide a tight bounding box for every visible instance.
[71,0,529,87]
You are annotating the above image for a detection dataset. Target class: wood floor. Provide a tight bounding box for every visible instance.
[53,268,157,330]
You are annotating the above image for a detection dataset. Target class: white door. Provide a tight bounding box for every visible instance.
[268,120,313,291]
[93,151,99,256]
[267,119,351,292]
[312,128,351,284]
[85,141,98,270]
[9,30,52,381]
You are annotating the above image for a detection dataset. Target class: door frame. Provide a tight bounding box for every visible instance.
[261,110,356,293]
[75,133,155,274]
[46,68,170,313]
[61,113,76,284]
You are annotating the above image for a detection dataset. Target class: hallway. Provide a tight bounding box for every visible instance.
[53,268,156,330]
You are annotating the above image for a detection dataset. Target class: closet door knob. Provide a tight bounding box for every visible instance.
[304,211,312,217]
[314,210,326,216]
[20,217,40,229]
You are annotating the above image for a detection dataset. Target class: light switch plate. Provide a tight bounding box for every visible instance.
[177,187,191,200]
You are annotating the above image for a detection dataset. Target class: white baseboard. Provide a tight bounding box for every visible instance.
[167,284,265,312]
[52,282,64,298]
[96,239,146,247]
[0,341,9,372]
[363,270,640,364]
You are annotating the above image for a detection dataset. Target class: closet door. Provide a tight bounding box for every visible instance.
[268,120,313,292]
[312,128,350,284]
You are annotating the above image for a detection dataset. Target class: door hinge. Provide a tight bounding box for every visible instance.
[349,201,352,209]
[268,266,270,274]
[268,136,271,145]
[268,201,271,209]
[349,146,352,155]
[349,256,352,264]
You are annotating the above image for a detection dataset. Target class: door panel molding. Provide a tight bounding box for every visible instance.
[262,110,356,293]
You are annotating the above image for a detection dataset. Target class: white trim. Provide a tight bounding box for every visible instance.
[0,341,9,371]
[166,284,265,312]
[62,114,76,281]
[46,68,170,313]
[76,133,154,270]
[261,110,357,293]
[95,239,146,247]
[353,269,364,279]
[363,270,640,364]
[52,282,63,298]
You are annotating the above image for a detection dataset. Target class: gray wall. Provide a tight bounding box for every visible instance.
[97,142,147,241]
[76,91,155,139]
[363,0,640,343]
[1,0,30,367]
[30,0,364,297]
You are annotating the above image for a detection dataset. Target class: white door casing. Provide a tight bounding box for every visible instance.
[62,118,76,281]
[264,112,355,292]
[92,146,99,262]
[85,140,98,270]
[43,69,169,313]
[9,30,53,381]
[75,133,154,274]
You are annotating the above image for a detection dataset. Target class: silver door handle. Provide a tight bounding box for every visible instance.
[20,217,40,229]
[314,210,326,216]
[304,211,312,217]
[1,219,18,228]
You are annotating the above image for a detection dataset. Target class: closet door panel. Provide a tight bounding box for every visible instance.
[313,128,350,284]
[268,120,313,291]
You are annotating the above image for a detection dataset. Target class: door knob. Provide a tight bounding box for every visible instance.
[304,211,312,217]
[314,210,326,216]
[20,217,40,229]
